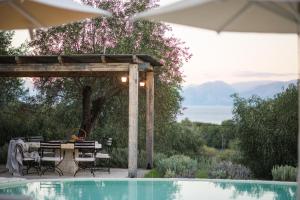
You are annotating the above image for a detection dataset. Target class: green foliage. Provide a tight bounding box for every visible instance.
[153,153,167,167]
[0,78,27,106]
[208,161,252,179]
[0,31,31,150]
[157,155,198,178]
[197,157,217,170]
[164,169,176,178]
[144,169,160,178]
[109,148,148,168]
[196,169,209,178]
[196,157,217,178]
[272,165,297,182]
[193,120,237,149]
[0,31,27,55]
[232,84,298,178]
[110,148,128,168]
[0,143,8,164]
[156,120,204,157]
[201,145,218,158]
[216,149,242,163]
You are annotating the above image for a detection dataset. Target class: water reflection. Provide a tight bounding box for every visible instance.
[214,181,297,200]
[0,180,179,200]
[0,180,296,200]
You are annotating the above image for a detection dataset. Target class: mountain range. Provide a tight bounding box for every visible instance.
[182,80,297,106]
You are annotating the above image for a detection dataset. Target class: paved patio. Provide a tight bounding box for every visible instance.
[0,165,148,181]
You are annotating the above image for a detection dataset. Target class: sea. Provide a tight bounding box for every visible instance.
[177,105,233,124]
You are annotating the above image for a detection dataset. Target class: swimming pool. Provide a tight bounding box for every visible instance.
[0,179,296,200]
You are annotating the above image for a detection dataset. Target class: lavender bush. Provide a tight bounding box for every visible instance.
[209,161,252,179]
[157,155,197,178]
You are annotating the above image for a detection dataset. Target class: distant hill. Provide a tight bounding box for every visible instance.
[182,80,297,106]
[183,81,235,105]
[239,80,297,98]
[231,80,275,93]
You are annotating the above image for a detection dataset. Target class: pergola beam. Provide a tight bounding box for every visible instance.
[0,63,154,77]
[0,63,130,77]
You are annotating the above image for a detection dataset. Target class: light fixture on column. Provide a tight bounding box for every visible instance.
[139,72,146,87]
[121,76,127,83]
[139,81,145,87]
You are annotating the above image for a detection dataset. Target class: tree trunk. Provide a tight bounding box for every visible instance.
[80,86,93,136]
[80,84,122,137]
[80,85,105,137]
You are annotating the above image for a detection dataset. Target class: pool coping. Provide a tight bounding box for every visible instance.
[0,177,296,189]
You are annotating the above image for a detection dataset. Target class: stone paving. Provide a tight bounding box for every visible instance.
[0,165,148,182]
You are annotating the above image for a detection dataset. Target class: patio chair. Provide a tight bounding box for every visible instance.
[15,143,40,176]
[95,137,112,173]
[27,136,44,142]
[74,141,96,177]
[40,141,64,176]
[11,136,25,141]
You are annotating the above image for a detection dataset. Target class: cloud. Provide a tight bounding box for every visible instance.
[234,71,298,78]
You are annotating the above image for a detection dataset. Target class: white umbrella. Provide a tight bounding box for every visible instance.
[0,0,112,30]
[133,0,300,33]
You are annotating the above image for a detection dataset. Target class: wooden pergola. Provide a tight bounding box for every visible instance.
[0,54,162,178]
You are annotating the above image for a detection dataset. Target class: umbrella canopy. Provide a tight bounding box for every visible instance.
[133,0,300,33]
[0,0,111,30]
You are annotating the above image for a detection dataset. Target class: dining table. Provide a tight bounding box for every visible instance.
[26,141,102,175]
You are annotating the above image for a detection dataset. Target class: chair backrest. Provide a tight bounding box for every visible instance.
[11,137,25,141]
[100,137,113,146]
[27,136,44,142]
[100,138,112,154]
[40,141,61,150]
[75,141,95,157]
[40,141,62,158]
[75,141,95,150]
[105,138,112,146]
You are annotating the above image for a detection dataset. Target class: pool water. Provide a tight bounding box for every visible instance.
[0,179,296,200]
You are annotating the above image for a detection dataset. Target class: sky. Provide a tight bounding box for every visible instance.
[12,0,299,86]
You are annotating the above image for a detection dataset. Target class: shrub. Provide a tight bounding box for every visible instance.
[216,149,242,163]
[153,153,167,167]
[144,169,160,178]
[201,145,218,158]
[232,86,298,179]
[164,169,176,178]
[209,161,252,179]
[158,121,204,157]
[196,157,217,178]
[272,165,297,182]
[138,150,147,168]
[110,148,147,168]
[157,155,198,178]
[110,148,166,169]
[196,169,209,178]
[110,148,128,168]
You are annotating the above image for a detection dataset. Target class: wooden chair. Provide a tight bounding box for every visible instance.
[40,141,64,176]
[74,141,96,177]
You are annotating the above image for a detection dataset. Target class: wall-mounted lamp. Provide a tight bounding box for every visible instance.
[121,76,127,83]
[139,81,145,87]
